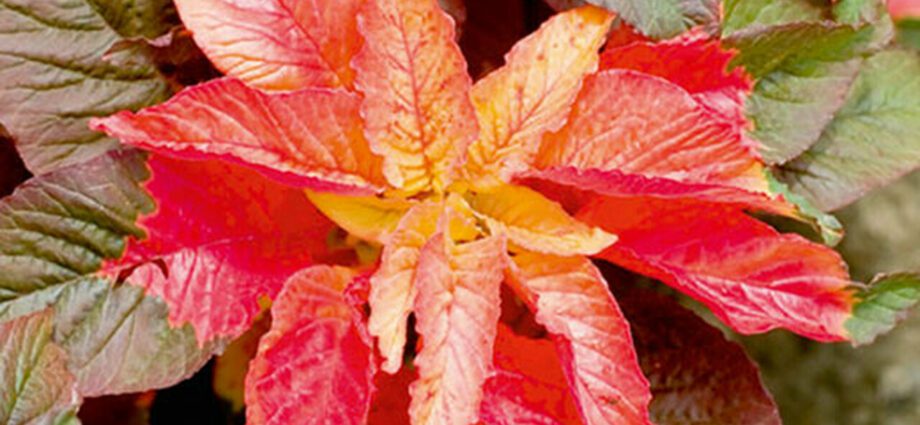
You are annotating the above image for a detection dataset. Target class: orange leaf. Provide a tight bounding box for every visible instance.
[307,191,415,244]
[245,266,374,425]
[410,234,507,425]
[174,0,362,90]
[465,5,613,185]
[536,69,764,192]
[91,78,386,195]
[511,253,652,425]
[369,201,443,373]
[466,184,616,256]
[354,0,478,194]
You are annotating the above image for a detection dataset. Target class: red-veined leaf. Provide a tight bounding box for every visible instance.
[354,0,478,193]
[410,233,506,425]
[103,155,341,343]
[245,266,374,425]
[91,78,386,195]
[480,324,581,425]
[580,196,854,341]
[174,0,362,90]
[465,6,613,184]
[369,201,443,373]
[510,253,652,425]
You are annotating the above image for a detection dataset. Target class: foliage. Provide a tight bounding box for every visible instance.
[0,0,919,424]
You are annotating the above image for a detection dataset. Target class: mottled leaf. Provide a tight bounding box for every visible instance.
[246,266,374,425]
[0,311,79,425]
[354,0,477,194]
[410,234,506,425]
[465,6,612,184]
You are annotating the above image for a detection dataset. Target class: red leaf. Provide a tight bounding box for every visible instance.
[102,155,342,342]
[174,0,362,90]
[480,324,581,425]
[410,234,506,425]
[354,0,478,193]
[510,253,652,425]
[600,32,752,128]
[245,266,374,425]
[580,196,854,341]
[91,78,386,195]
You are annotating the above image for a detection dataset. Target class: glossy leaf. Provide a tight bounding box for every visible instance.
[581,196,855,341]
[91,78,386,195]
[465,184,616,256]
[480,324,581,425]
[0,311,79,425]
[510,253,652,425]
[354,0,477,194]
[465,6,613,184]
[105,155,338,343]
[779,49,920,211]
[246,266,374,425]
[174,0,362,90]
[608,278,781,425]
[369,201,443,373]
[410,234,506,425]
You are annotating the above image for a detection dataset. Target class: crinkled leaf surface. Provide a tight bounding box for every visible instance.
[607,275,781,425]
[174,0,361,90]
[354,0,477,194]
[0,151,218,396]
[0,0,172,174]
[0,311,79,425]
[511,253,652,425]
[580,196,855,341]
[410,234,506,425]
[465,5,612,183]
[245,266,374,425]
[106,155,338,343]
[90,78,386,195]
[778,49,920,211]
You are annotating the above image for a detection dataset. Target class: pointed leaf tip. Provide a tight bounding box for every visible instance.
[846,272,920,346]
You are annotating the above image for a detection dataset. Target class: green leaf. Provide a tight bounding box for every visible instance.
[778,49,920,211]
[765,171,844,246]
[0,0,172,174]
[0,150,219,397]
[846,273,920,346]
[0,310,80,425]
[747,58,862,164]
[85,0,177,39]
[721,0,828,36]
[896,19,920,50]
[544,0,720,39]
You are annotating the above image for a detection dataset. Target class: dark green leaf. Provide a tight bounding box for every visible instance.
[545,0,720,39]
[845,273,920,346]
[0,0,171,174]
[779,49,920,211]
[85,0,177,39]
[0,311,79,425]
[896,19,920,50]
